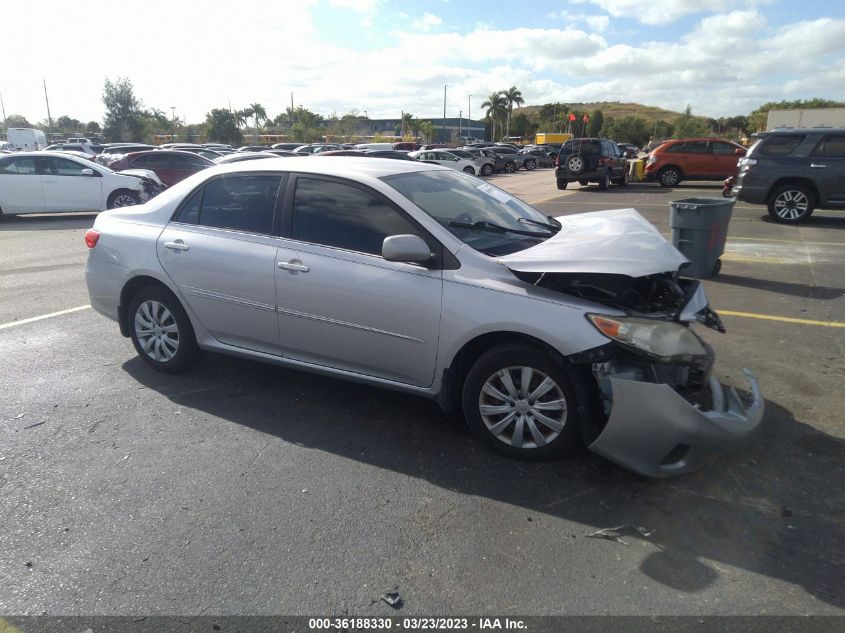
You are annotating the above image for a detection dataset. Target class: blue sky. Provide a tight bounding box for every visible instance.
[3,0,844,125]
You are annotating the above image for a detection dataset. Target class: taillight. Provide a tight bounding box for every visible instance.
[597,156,607,167]
[738,158,757,173]
[554,154,560,167]
[85,229,100,249]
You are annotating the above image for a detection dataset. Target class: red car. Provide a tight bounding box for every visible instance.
[105,150,214,187]
[645,138,746,187]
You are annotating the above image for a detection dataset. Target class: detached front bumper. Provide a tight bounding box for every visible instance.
[589,368,764,477]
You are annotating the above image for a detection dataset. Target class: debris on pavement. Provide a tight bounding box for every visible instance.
[381,592,403,608]
[586,525,653,546]
[23,420,46,429]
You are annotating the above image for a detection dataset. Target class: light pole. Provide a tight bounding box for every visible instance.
[467,95,472,141]
[442,84,447,144]
[170,106,176,141]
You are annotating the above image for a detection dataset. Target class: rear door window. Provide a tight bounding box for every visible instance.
[710,142,739,155]
[810,134,845,158]
[0,157,37,174]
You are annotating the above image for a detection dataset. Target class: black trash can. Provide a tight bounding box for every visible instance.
[670,197,734,278]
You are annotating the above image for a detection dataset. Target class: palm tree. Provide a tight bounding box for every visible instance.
[401,112,414,138]
[503,86,524,138]
[249,103,267,141]
[418,120,436,142]
[236,108,251,132]
[481,91,507,141]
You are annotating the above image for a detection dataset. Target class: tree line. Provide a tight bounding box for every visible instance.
[2,77,842,147]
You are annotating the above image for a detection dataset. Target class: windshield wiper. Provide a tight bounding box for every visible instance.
[517,216,560,233]
[448,220,550,238]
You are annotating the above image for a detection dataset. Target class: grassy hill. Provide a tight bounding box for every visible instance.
[518,101,684,123]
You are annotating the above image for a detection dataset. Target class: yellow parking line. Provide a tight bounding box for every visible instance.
[0,305,91,330]
[719,310,845,328]
[730,236,845,247]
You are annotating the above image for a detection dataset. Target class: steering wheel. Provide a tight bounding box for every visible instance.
[454,212,473,224]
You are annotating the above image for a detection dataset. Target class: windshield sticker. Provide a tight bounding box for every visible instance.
[476,183,513,204]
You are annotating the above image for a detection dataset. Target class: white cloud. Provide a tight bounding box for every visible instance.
[585,15,610,32]
[581,0,727,26]
[413,12,443,31]
[329,0,379,12]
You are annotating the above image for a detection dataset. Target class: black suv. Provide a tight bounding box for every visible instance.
[554,138,629,190]
[735,128,845,223]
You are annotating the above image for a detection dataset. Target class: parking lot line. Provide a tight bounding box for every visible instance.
[719,310,845,328]
[0,305,91,331]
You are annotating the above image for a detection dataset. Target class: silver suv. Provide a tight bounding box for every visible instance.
[735,128,845,223]
[85,158,763,477]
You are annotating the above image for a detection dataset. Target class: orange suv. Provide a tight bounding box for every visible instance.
[645,138,745,187]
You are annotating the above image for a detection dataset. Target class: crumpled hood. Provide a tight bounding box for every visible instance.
[497,208,689,277]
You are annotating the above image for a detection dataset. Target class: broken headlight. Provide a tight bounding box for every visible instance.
[587,314,707,362]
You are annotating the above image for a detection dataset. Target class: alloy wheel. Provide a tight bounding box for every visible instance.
[113,193,138,207]
[774,189,809,220]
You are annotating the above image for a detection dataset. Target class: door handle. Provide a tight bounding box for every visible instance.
[810,164,828,168]
[164,241,190,251]
[277,261,310,272]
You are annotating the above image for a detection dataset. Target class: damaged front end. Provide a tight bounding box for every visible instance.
[516,271,762,477]
[119,169,168,202]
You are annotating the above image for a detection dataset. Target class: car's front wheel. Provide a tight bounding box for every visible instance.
[556,178,568,190]
[481,163,494,176]
[462,165,476,175]
[525,159,536,170]
[504,161,516,173]
[462,344,581,460]
[597,170,611,190]
[614,169,629,186]
[108,189,141,209]
[767,184,815,223]
[128,286,200,373]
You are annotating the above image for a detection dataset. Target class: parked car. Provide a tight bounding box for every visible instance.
[462,147,518,173]
[447,148,495,176]
[105,150,214,187]
[173,147,224,161]
[645,138,746,187]
[554,138,629,190]
[237,145,271,152]
[270,143,303,151]
[733,128,845,223]
[95,144,157,165]
[519,147,557,168]
[355,143,394,151]
[362,150,418,161]
[262,149,307,157]
[392,142,421,151]
[618,143,640,158]
[485,145,535,171]
[0,151,149,214]
[316,150,370,157]
[409,149,480,175]
[293,144,343,154]
[418,144,449,150]
[84,159,763,477]
[44,143,98,160]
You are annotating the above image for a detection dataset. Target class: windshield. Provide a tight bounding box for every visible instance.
[382,169,555,256]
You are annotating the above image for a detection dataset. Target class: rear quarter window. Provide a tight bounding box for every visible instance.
[758,135,807,156]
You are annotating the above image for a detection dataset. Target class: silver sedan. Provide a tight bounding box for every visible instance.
[84,157,763,476]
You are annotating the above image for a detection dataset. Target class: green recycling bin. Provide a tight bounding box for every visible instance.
[670,197,734,278]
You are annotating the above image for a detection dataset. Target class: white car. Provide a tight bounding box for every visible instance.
[0,151,148,215]
[409,149,480,175]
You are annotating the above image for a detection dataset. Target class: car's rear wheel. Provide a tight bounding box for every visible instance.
[556,178,568,190]
[504,161,516,173]
[768,184,815,224]
[614,169,629,186]
[658,166,681,187]
[107,189,141,209]
[128,286,200,373]
[564,154,586,175]
[462,344,581,460]
[525,159,536,171]
[578,179,589,186]
[481,163,494,176]
[597,171,610,191]
[462,165,476,175]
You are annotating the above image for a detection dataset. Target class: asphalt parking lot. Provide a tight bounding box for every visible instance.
[1,171,843,617]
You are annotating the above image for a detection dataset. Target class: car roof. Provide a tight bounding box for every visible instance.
[216,155,442,179]
[765,127,845,135]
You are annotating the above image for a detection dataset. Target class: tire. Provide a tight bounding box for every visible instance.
[614,169,629,187]
[128,286,200,373]
[578,180,589,186]
[658,166,681,188]
[564,154,586,175]
[767,183,816,224]
[107,189,141,209]
[462,344,581,460]
[462,165,476,175]
[597,170,610,191]
[504,161,516,173]
[556,178,568,190]
[481,163,494,176]
[526,159,536,171]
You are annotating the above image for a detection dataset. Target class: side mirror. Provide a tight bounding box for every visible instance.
[734,148,746,156]
[382,234,431,264]
[81,168,95,176]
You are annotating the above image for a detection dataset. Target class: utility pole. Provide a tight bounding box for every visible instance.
[42,78,53,138]
[290,92,295,129]
[0,92,6,123]
[170,106,176,141]
[468,95,471,141]
[442,84,447,144]
[458,110,462,138]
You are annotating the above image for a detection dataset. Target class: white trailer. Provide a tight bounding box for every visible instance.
[7,127,48,150]
[766,108,845,131]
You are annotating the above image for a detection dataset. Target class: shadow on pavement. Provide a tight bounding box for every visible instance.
[0,213,97,231]
[711,273,845,300]
[759,214,845,230]
[124,354,845,608]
